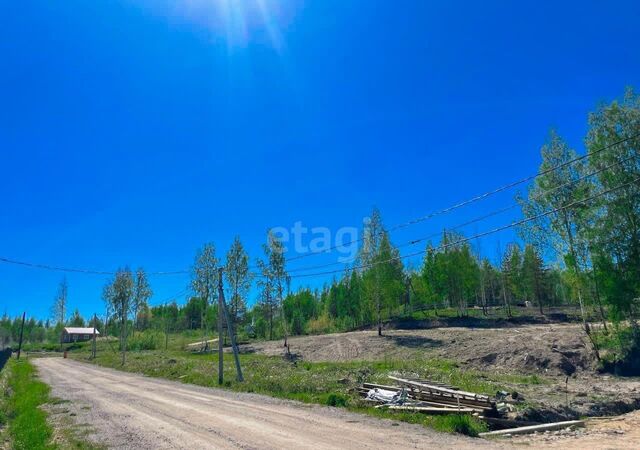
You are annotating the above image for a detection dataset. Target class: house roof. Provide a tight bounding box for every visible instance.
[64,327,100,335]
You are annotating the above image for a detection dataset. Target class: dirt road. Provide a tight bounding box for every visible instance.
[34,358,504,449]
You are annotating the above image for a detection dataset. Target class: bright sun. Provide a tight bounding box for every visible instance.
[149,0,295,51]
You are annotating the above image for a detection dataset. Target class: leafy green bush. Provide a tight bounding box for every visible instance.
[325,392,348,407]
[126,332,162,351]
[599,326,640,376]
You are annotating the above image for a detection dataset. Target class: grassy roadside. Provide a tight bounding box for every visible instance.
[69,346,545,437]
[0,357,102,450]
[1,358,53,449]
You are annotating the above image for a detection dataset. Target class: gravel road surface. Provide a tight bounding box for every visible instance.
[33,358,506,449]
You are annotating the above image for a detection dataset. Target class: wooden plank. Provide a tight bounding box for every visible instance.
[479,420,585,437]
[359,384,495,410]
[387,406,476,414]
[389,376,491,401]
[405,388,494,409]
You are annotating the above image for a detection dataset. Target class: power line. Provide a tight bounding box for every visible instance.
[288,177,640,279]
[280,131,640,265]
[0,257,115,275]
[0,257,190,277]
[2,132,637,277]
[286,152,637,274]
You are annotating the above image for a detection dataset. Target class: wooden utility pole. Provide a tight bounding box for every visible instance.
[17,311,26,360]
[218,268,244,382]
[164,306,169,351]
[218,272,224,385]
[92,313,97,359]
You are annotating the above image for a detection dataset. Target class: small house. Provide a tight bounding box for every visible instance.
[62,327,100,343]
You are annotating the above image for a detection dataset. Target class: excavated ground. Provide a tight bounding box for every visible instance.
[240,322,640,420]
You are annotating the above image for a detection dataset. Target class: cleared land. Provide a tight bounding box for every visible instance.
[33,358,506,450]
[240,322,640,420]
[241,323,590,374]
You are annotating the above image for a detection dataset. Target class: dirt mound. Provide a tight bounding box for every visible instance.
[467,344,590,376]
[241,323,594,376]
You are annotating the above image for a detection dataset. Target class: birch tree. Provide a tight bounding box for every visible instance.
[52,277,68,348]
[266,231,290,347]
[225,236,252,325]
[191,243,219,349]
[586,88,640,330]
[518,131,592,327]
[132,268,153,334]
[52,277,68,326]
[104,268,134,365]
[360,208,385,335]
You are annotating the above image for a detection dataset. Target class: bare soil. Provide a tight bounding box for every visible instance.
[242,323,591,375]
[241,323,640,420]
[510,409,640,449]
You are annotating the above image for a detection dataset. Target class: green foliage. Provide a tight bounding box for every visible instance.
[225,236,252,324]
[126,331,163,351]
[283,289,317,335]
[69,309,85,327]
[515,87,640,360]
[325,393,348,407]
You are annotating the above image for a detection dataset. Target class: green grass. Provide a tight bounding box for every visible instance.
[0,358,104,450]
[2,359,54,450]
[68,340,547,437]
[352,406,488,436]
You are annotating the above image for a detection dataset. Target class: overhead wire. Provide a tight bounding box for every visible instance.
[279,131,640,265]
[285,152,637,274]
[1,132,638,278]
[288,177,640,279]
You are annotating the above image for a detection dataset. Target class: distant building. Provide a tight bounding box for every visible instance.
[62,327,100,343]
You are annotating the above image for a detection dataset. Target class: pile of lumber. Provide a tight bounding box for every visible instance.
[358,376,583,437]
[358,376,499,416]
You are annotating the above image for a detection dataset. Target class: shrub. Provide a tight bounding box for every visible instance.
[325,393,348,407]
[307,314,335,335]
[126,332,161,351]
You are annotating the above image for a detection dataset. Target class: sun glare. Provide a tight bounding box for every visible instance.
[149,0,294,52]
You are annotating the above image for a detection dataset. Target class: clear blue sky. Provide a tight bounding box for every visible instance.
[1,0,639,320]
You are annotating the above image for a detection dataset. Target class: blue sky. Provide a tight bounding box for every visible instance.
[1,0,639,320]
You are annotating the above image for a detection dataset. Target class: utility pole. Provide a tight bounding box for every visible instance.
[164,305,169,351]
[218,268,244,382]
[17,311,26,360]
[218,271,224,385]
[92,313,97,359]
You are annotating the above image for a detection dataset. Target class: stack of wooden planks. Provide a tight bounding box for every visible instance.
[358,376,498,416]
[358,376,567,435]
